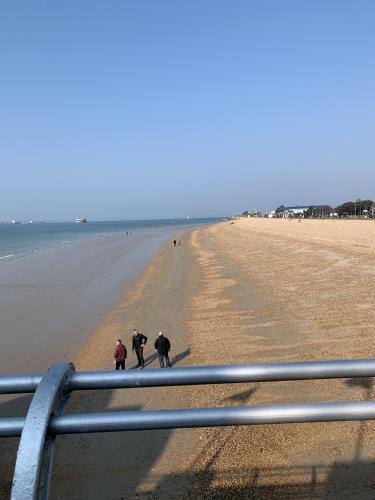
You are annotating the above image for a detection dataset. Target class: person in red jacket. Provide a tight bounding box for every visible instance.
[113,339,127,370]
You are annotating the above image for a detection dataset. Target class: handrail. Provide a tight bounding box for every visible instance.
[2,358,375,394]
[2,358,375,499]
[1,400,375,438]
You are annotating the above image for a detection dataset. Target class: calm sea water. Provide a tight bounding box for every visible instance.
[0,218,218,260]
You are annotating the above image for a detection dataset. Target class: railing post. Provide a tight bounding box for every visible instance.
[11,363,75,500]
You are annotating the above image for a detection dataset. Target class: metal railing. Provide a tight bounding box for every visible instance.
[2,358,375,499]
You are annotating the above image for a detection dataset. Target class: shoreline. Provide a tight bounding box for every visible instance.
[0,218,217,262]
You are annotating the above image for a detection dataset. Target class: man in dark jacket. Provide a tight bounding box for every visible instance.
[132,329,148,368]
[154,331,172,368]
[113,339,127,370]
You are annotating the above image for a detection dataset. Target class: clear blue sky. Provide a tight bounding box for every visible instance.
[1,1,374,220]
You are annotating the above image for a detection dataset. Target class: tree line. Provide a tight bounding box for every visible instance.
[304,200,374,217]
[334,199,374,217]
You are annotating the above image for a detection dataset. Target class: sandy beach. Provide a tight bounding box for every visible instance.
[2,218,375,498]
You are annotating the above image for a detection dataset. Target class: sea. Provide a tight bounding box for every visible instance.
[0,218,218,261]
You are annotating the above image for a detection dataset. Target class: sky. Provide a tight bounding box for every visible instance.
[1,1,375,220]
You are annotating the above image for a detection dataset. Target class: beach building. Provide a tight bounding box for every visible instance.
[274,205,319,218]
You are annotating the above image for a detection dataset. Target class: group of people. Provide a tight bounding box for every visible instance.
[113,329,172,370]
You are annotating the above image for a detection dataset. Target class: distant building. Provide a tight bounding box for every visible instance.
[274,205,319,218]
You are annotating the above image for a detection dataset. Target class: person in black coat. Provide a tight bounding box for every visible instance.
[154,331,172,368]
[132,329,148,368]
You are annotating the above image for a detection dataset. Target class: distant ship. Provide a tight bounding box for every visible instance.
[75,218,87,223]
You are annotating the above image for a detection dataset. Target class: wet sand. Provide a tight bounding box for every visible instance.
[0,227,186,375]
[2,218,375,498]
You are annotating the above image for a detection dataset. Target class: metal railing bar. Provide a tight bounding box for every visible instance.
[0,374,43,394]
[1,400,375,437]
[2,359,375,394]
[70,359,375,390]
[0,417,24,437]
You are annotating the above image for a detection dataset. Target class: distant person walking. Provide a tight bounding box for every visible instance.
[132,329,148,368]
[154,331,172,368]
[113,339,127,370]
[173,239,177,247]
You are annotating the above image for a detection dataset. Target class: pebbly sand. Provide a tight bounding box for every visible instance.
[179,218,375,498]
[2,218,375,498]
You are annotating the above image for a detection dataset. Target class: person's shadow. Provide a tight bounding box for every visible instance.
[171,348,191,366]
[129,348,191,369]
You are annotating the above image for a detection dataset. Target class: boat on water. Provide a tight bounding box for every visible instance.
[75,218,87,223]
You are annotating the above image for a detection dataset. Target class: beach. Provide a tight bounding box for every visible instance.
[2,218,375,498]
